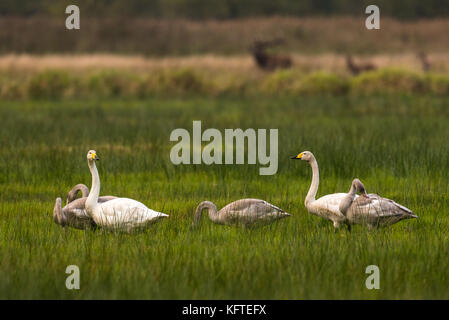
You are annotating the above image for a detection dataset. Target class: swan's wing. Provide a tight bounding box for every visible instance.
[247,199,290,217]
[220,199,261,212]
[220,198,290,222]
[351,195,374,207]
[222,199,287,214]
[98,198,168,222]
[312,193,347,217]
[259,200,288,214]
[65,198,90,219]
[61,197,97,229]
[98,195,118,202]
[315,193,347,206]
[367,194,417,217]
[99,198,147,215]
[350,193,417,219]
[65,196,115,214]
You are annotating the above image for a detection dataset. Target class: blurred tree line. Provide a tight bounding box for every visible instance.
[1,0,448,20]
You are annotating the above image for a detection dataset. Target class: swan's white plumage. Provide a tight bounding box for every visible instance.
[84,150,168,233]
[308,193,348,218]
[95,198,168,225]
[292,151,356,228]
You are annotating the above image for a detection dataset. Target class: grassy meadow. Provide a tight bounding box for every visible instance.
[1,94,448,299]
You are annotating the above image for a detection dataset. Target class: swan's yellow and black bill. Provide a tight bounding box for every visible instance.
[290,153,303,160]
[91,153,100,161]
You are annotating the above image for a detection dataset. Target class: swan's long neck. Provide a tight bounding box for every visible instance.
[305,158,319,206]
[194,201,219,225]
[53,197,64,225]
[66,184,89,204]
[339,184,357,216]
[85,160,101,219]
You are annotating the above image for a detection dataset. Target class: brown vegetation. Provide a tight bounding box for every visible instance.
[2,53,449,74]
[2,16,449,55]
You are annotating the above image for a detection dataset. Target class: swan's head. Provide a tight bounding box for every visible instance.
[87,150,99,162]
[290,151,314,162]
[352,178,368,197]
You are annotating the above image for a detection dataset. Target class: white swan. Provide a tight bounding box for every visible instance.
[291,151,348,229]
[53,184,116,230]
[194,199,290,227]
[339,178,418,230]
[85,150,168,233]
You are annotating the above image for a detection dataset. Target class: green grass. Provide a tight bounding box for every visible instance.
[4,68,449,100]
[1,95,448,299]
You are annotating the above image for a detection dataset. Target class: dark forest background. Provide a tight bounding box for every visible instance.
[0,0,447,20]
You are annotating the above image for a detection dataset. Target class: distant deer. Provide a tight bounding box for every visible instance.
[250,39,292,71]
[417,52,431,72]
[346,55,376,75]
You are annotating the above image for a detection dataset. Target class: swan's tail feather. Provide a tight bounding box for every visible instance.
[396,203,418,219]
[151,211,169,219]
